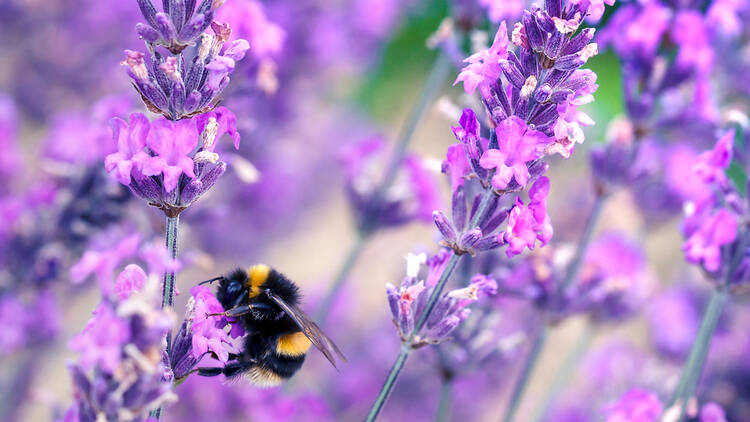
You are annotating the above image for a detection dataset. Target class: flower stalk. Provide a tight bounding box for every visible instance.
[161,215,180,311]
[316,52,453,323]
[364,188,496,422]
[558,193,605,293]
[502,324,547,422]
[666,286,728,418]
[435,376,454,422]
[531,325,595,422]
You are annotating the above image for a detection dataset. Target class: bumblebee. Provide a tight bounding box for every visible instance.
[196,265,346,386]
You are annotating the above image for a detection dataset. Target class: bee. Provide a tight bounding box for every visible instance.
[195,265,346,386]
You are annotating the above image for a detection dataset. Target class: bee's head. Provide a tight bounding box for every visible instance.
[215,269,251,311]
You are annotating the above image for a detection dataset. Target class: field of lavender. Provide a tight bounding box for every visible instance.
[0,0,748,421]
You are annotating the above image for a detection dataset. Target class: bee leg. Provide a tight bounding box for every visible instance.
[196,367,223,377]
[194,360,258,378]
[208,303,274,318]
[222,361,258,377]
[208,351,241,361]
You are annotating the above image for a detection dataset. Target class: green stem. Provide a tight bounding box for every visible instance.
[364,189,497,422]
[502,325,548,422]
[161,215,180,310]
[558,195,605,292]
[667,287,728,417]
[530,325,595,422]
[316,53,453,324]
[372,52,453,198]
[314,233,369,325]
[365,345,412,422]
[435,378,454,422]
[152,215,180,421]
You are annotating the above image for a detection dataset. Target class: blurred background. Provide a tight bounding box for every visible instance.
[1,0,749,421]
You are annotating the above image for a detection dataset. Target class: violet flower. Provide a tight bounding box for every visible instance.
[603,389,662,422]
[125,1,249,120]
[338,137,441,232]
[170,285,243,380]
[502,176,553,257]
[63,266,177,421]
[104,108,239,217]
[386,252,497,347]
[680,129,747,283]
[479,117,552,190]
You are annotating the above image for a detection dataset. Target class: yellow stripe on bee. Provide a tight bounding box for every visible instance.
[246,264,270,298]
[276,332,312,357]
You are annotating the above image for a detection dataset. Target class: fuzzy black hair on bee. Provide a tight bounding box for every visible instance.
[195,265,346,387]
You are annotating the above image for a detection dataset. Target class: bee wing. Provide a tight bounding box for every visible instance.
[265,289,347,369]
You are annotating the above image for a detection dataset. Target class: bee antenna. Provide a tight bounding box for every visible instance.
[199,276,224,285]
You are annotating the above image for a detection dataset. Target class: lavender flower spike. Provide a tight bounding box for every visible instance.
[386,252,497,347]
[126,1,249,120]
[62,267,177,421]
[105,108,239,217]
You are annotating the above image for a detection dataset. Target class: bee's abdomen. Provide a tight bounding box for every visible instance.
[250,351,306,387]
[276,331,312,357]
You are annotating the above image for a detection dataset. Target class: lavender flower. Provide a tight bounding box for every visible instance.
[63,266,176,421]
[386,252,497,346]
[502,177,553,257]
[338,137,441,232]
[125,1,249,120]
[432,184,508,257]
[479,117,552,190]
[104,108,239,217]
[602,388,662,422]
[681,129,747,284]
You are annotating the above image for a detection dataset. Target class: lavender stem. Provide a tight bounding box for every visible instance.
[151,215,180,420]
[667,287,728,418]
[316,53,452,323]
[371,52,452,200]
[314,233,368,325]
[435,377,454,422]
[502,324,548,422]
[531,324,595,422]
[559,193,605,292]
[364,188,496,422]
[161,215,180,311]
[504,194,603,422]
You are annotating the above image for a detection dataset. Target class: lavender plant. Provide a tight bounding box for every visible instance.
[5,0,750,420]
[363,0,608,419]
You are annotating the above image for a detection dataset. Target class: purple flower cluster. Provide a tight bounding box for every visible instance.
[386,251,497,346]
[339,137,442,232]
[125,1,249,120]
[170,285,243,379]
[681,129,748,284]
[62,266,176,421]
[104,107,239,216]
[454,0,600,159]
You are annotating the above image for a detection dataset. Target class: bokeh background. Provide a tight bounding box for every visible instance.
[1,0,748,421]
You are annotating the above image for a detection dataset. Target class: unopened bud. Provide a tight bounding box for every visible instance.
[198,33,214,61]
[201,117,219,149]
[122,50,149,81]
[159,57,181,82]
[194,151,220,164]
[511,23,528,49]
[520,75,538,99]
[578,43,598,62]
